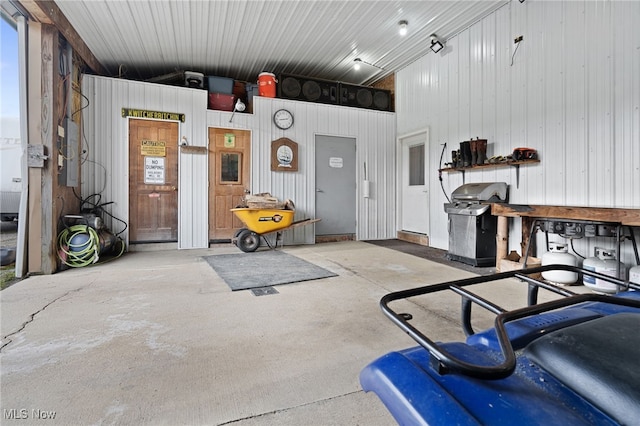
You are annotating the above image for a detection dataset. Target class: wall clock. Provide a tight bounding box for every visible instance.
[273,109,294,130]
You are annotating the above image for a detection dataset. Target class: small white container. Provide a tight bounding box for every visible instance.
[630,265,640,285]
[541,243,578,285]
[583,247,625,294]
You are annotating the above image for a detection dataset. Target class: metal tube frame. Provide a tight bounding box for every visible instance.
[380,264,640,380]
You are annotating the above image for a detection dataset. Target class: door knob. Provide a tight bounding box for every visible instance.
[316,189,324,193]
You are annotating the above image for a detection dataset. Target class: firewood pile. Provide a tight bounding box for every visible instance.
[238,193,295,210]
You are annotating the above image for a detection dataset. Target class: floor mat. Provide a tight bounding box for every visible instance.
[204,250,337,291]
[364,239,496,275]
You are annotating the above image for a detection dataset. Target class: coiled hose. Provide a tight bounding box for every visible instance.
[57,225,100,268]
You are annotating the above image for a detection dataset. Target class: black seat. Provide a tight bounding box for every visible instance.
[525,313,640,426]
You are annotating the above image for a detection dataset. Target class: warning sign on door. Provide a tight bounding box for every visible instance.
[141,140,166,156]
[144,156,165,184]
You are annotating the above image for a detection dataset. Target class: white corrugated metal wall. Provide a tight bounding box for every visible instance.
[81,75,209,249]
[207,96,397,245]
[396,0,640,267]
[82,77,396,249]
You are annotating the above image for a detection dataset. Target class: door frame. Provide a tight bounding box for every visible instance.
[208,127,252,242]
[127,117,181,245]
[314,133,357,240]
[397,128,430,235]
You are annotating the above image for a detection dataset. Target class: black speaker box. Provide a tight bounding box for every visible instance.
[338,83,391,111]
[278,74,339,105]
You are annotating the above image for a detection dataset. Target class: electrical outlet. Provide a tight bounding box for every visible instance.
[514,35,523,44]
[58,125,65,138]
[58,154,64,168]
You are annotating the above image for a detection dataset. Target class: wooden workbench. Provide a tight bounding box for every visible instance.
[491,204,640,270]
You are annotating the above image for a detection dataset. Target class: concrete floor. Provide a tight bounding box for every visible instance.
[1,241,549,425]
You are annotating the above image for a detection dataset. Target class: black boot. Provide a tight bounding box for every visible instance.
[461,141,472,167]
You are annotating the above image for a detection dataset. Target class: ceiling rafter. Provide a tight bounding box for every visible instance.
[18,0,109,75]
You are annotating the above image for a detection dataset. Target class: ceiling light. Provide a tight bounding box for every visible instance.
[353,58,385,71]
[398,20,408,36]
[430,34,445,53]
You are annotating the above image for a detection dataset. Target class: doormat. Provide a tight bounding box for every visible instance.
[203,250,338,291]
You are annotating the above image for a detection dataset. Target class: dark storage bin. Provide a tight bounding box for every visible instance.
[207,76,234,94]
[246,83,259,113]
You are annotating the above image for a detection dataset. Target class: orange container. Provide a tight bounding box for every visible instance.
[258,72,277,98]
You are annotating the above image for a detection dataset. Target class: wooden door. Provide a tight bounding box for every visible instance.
[208,128,251,241]
[128,119,179,243]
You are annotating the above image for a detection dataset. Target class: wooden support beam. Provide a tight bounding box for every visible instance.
[495,215,508,270]
[36,23,58,274]
[27,21,43,274]
[491,204,640,227]
[18,0,109,76]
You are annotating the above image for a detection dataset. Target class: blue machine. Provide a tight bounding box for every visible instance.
[360,265,640,425]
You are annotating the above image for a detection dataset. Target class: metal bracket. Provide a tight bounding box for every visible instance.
[27,144,48,168]
[511,164,521,188]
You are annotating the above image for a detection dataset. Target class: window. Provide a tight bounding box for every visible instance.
[220,153,240,183]
[409,144,425,186]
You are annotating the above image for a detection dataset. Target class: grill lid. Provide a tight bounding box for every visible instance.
[451,182,508,203]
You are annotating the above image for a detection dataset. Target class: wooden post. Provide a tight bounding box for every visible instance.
[521,217,534,259]
[27,23,75,274]
[27,22,43,274]
[496,215,508,271]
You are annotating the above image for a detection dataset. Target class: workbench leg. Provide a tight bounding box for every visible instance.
[496,215,509,270]
[521,218,534,257]
[521,218,537,267]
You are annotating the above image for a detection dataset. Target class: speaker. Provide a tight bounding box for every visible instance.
[338,83,391,111]
[278,74,339,105]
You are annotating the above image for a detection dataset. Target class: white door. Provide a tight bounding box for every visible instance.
[401,131,429,234]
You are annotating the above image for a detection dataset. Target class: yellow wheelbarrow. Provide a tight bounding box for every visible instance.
[230,208,321,252]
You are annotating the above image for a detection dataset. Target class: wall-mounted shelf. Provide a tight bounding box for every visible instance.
[439,159,540,188]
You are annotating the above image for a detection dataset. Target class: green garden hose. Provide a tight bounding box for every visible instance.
[57,225,100,268]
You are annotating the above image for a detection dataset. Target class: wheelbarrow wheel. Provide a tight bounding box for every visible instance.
[236,229,260,253]
[233,228,247,240]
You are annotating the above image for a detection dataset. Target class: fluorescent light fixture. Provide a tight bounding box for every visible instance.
[353,57,384,71]
[398,20,408,36]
